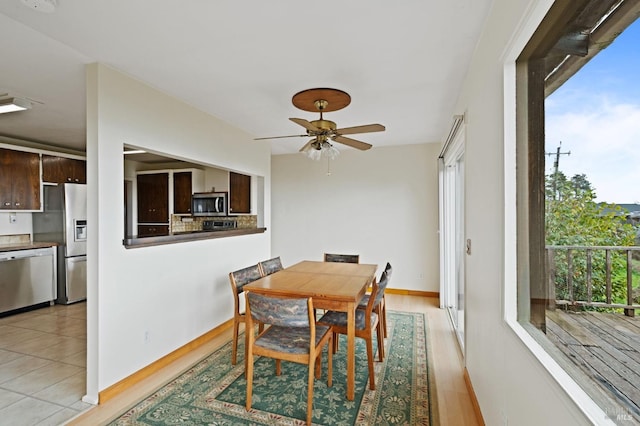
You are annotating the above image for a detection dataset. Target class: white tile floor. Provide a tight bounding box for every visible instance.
[0,302,91,425]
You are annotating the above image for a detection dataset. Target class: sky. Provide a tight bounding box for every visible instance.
[545,17,640,204]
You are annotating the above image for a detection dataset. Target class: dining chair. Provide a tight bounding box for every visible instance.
[318,269,389,390]
[320,253,359,322]
[258,256,284,276]
[228,264,265,366]
[324,253,360,263]
[245,292,333,426]
[358,262,392,340]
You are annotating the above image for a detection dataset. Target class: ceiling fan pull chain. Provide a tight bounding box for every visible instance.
[327,157,332,176]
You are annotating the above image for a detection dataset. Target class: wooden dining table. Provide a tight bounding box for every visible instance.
[244,260,378,400]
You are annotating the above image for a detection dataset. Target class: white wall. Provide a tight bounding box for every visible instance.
[271,144,440,292]
[85,64,271,400]
[459,0,603,424]
[204,167,229,193]
[0,212,32,237]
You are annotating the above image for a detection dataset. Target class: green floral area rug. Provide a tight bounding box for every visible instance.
[109,311,437,425]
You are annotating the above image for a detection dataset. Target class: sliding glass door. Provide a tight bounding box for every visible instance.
[439,121,465,350]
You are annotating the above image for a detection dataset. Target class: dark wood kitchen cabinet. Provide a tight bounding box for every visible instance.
[173,171,192,214]
[0,148,40,210]
[137,224,170,237]
[137,173,169,223]
[42,154,86,184]
[229,171,251,214]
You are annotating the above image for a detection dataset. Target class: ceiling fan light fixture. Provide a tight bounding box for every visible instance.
[0,97,32,114]
[301,137,339,161]
[301,139,320,160]
[306,149,322,161]
[322,141,340,160]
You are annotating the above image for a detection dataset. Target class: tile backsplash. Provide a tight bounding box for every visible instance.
[170,215,257,233]
[0,234,31,245]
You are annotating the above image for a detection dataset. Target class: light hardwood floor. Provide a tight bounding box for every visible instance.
[394,295,481,426]
[65,294,481,425]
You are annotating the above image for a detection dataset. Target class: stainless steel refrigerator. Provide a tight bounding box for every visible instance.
[33,183,87,304]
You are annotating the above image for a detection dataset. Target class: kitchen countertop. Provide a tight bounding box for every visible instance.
[123,227,267,249]
[0,242,58,253]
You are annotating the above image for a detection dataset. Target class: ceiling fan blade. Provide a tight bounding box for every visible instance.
[290,117,320,132]
[254,134,307,140]
[298,138,317,152]
[333,135,373,151]
[334,123,385,135]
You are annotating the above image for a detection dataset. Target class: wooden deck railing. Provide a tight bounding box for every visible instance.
[546,245,640,317]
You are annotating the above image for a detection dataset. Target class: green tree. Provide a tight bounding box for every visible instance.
[545,172,636,305]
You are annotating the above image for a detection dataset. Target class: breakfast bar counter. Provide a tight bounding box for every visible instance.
[123,227,267,249]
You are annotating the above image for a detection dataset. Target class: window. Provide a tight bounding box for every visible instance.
[515,0,640,421]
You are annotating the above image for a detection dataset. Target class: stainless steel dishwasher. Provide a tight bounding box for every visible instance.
[0,247,57,314]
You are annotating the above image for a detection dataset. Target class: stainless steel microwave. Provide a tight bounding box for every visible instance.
[192,192,227,216]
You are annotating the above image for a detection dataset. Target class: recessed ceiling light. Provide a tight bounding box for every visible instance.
[0,98,32,114]
[20,0,57,13]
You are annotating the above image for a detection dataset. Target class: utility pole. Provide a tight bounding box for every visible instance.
[545,142,571,199]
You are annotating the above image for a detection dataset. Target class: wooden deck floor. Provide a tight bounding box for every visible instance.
[546,309,640,421]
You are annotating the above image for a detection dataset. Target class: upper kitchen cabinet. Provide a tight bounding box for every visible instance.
[137,172,169,223]
[173,172,192,214]
[229,171,251,214]
[42,155,86,184]
[173,169,204,214]
[0,148,40,210]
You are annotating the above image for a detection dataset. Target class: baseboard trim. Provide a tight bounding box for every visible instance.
[99,318,234,403]
[385,288,439,298]
[463,367,485,426]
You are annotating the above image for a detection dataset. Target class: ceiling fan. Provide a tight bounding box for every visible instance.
[255,88,385,159]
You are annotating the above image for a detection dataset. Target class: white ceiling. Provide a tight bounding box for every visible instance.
[0,0,492,155]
